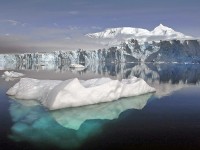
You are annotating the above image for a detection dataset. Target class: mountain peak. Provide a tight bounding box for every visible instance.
[153,24,174,31]
[158,23,164,27]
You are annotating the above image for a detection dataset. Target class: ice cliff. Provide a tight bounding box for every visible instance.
[0,40,200,68]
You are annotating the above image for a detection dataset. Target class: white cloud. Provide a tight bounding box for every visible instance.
[91,26,102,30]
[68,26,80,31]
[53,23,59,27]
[0,19,27,27]
[0,19,19,26]
[68,11,79,15]
[5,33,10,36]
[6,20,19,26]
[21,23,28,27]
[64,36,71,40]
[0,24,105,53]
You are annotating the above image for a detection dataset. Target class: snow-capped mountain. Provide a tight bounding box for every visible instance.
[86,27,151,39]
[151,24,186,37]
[86,24,193,46]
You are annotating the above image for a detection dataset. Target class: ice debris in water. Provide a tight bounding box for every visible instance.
[7,77,155,110]
[2,71,24,78]
[2,71,25,81]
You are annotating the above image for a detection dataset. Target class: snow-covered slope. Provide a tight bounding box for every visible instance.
[87,27,151,39]
[86,24,193,45]
[152,24,178,36]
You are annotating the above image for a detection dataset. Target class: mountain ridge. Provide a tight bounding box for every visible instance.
[86,24,194,46]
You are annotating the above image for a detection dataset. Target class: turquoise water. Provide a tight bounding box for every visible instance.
[0,63,200,150]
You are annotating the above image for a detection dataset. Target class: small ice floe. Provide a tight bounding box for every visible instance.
[2,71,24,79]
[70,67,85,72]
[7,77,155,110]
[69,64,85,68]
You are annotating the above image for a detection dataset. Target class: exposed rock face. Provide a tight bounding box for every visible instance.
[146,40,200,63]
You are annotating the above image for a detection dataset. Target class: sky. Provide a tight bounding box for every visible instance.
[0,0,200,52]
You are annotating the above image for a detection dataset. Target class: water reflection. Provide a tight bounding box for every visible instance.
[2,62,200,84]
[2,62,200,98]
[52,94,152,130]
[4,61,200,149]
[8,94,152,149]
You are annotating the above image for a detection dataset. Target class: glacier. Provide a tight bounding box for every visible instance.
[1,39,200,71]
[0,25,199,69]
[7,77,155,110]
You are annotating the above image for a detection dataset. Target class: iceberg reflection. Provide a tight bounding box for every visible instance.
[51,93,152,130]
[8,93,152,149]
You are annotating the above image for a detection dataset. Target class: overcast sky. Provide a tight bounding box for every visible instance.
[0,0,200,52]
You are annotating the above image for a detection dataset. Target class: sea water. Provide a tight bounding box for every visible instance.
[0,63,200,150]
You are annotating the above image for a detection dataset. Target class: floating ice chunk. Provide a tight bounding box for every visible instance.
[7,77,155,110]
[2,71,24,78]
[69,64,85,68]
[70,67,85,72]
[3,77,16,82]
[2,71,25,81]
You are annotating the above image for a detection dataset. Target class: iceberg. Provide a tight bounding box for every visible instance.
[7,77,155,110]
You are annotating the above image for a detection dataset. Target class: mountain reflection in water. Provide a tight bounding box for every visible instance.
[2,62,200,84]
[2,62,200,98]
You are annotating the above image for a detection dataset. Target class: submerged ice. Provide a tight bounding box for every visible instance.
[52,93,152,130]
[7,77,155,110]
[8,93,152,149]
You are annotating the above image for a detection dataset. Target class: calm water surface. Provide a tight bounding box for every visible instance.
[0,63,200,150]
